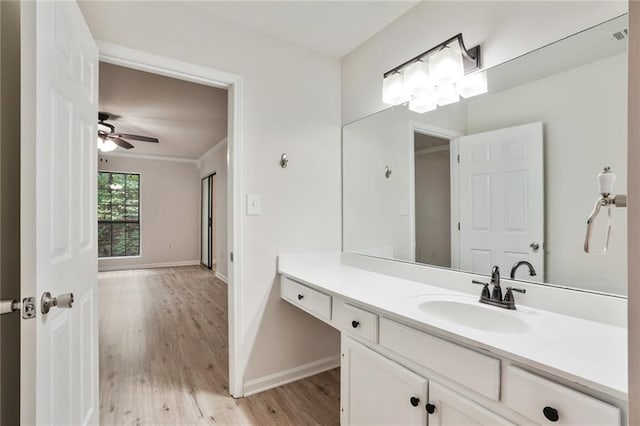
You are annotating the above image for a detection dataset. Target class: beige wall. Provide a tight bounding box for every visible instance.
[199,140,228,281]
[98,155,200,271]
[414,148,451,267]
[0,1,21,424]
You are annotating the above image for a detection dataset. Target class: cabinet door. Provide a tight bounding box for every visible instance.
[427,382,515,426]
[341,336,427,425]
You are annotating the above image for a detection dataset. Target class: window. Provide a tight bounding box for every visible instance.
[98,172,140,258]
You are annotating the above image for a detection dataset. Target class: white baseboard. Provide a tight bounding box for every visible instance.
[98,260,200,272]
[215,271,228,284]
[243,355,340,397]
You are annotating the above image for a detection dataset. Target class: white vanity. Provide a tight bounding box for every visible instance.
[278,253,627,425]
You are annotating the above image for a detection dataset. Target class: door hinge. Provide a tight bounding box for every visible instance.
[457,154,460,164]
[230,252,234,262]
[22,297,36,319]
[458,222,461,231]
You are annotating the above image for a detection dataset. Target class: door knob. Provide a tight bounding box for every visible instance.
[530,242,540,251]
[41,292,74,314]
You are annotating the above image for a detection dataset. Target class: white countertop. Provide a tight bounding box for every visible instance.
[278,255,628,401]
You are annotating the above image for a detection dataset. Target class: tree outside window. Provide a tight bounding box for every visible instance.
[98,172,140,257]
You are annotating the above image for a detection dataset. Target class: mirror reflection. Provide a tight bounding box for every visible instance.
[343,15,628,295]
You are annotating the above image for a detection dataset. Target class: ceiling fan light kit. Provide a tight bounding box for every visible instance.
[96,112,160,152]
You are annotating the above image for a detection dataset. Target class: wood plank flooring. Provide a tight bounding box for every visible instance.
[99,266,340,425]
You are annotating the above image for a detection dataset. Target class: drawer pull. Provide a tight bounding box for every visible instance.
[297,294,304,301]
[543,406,559,422]
[351,320,360,328]
[410,397,420,407]
[426,403,436,414]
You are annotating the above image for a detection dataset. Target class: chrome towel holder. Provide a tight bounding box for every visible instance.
[584,167,627,254]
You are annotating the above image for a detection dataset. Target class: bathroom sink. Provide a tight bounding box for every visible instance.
[416,297,530,334]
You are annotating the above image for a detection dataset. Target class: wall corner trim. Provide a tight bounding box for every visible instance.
[215,271,228,284]
[242,355,340,397]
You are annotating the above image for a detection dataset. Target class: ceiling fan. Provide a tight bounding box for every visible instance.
[97,112,159,152]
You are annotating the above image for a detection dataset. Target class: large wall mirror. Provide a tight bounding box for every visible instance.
[343,15,628,296]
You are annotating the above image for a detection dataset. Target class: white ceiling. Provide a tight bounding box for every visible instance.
[189,1,420,58]
[99,62,228,160]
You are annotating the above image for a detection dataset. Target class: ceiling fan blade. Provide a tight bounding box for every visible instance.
[107,136,134,149]
[112,133,159,143]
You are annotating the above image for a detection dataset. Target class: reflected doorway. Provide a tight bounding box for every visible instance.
[414,131,452,267]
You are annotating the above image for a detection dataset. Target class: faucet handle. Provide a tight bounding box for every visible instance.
[472,280,491,299]
[503,287,526,306]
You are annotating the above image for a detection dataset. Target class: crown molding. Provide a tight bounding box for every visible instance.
[100,151,198,164]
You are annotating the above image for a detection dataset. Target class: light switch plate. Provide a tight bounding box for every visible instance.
[247,194,261,216]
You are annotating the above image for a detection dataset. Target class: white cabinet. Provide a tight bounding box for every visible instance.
[341,336,427,425]
[428,381,515,426]
[341,336,512,426]
[503,366,621,425]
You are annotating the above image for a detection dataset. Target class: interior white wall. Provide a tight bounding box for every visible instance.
[415,148,451,267]
[97,155,200,271]
[466,52,627,294]
[199,139,228,281]
[79,1,341,386]
[341,1,627,124]
[0,2,21,424]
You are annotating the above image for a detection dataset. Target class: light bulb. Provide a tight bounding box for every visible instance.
[457,71,488,98]
[429,45,464,86]
[404,60,431,96]
[382,72,409,105]
[409,89,437,114]
[434,83,460,106]
[100,139,117,152]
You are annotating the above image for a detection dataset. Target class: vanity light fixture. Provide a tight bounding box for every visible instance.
[382,33,486,113]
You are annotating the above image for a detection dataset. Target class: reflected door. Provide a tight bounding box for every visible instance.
[201,174,216,269]
[457,122,544,281]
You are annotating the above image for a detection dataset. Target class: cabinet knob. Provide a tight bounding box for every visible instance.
[351,320,360,328]
[297,294,304,301]
[425,403,436,414]
[409,396,420,407]
[543,406,559,422]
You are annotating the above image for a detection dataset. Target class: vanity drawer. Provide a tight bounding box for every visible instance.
[503,366,620,425]
[281,277,332,321]
[334,302,379,343]
[379,317,500,401]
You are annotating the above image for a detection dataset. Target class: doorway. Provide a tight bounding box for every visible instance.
[201,173,216,270]
[98,43,244,399]
[414,132,452,267]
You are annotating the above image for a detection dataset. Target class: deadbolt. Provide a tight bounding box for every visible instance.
[530,242,540,251]
[41,292,74,314]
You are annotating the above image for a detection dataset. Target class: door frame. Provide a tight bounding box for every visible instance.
[97,42,245,397]
[409,121,462,268]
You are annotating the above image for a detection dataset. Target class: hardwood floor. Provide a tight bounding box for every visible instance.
[99,266,340,425]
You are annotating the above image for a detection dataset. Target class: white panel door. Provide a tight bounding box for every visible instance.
[21,1,99,425]
[341,336,427,425]
[427,381,515,426]
[457,122,544,281]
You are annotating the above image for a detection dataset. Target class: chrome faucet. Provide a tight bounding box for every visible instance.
[510,260,537,280]
[472,265,526,310]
